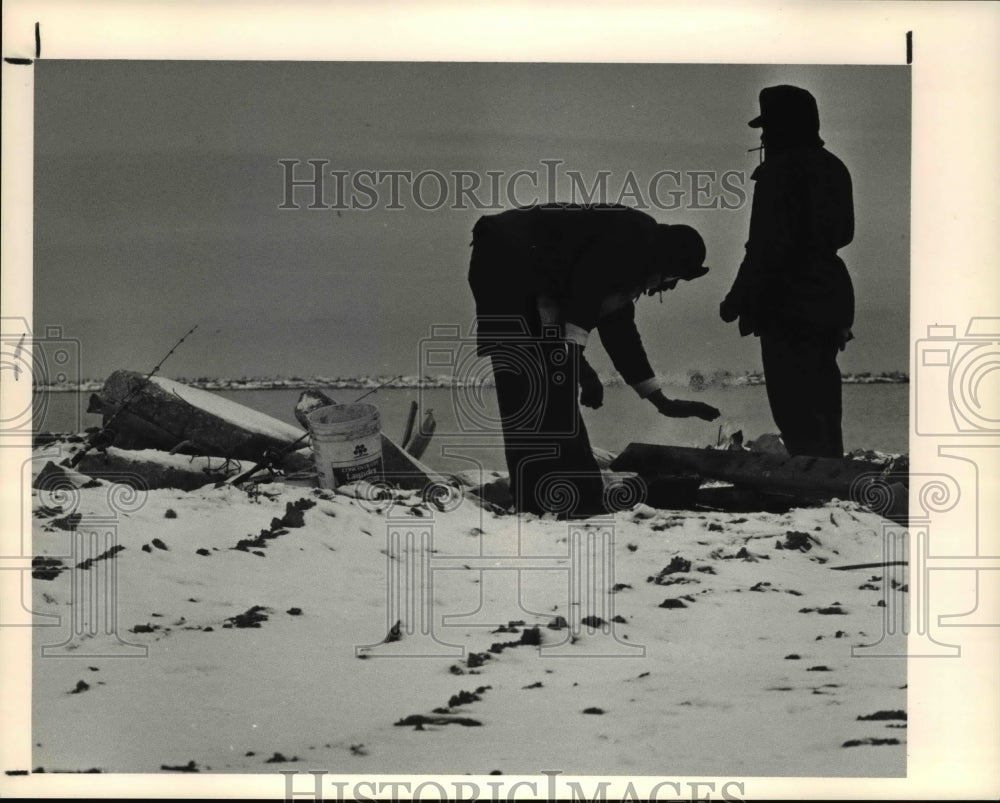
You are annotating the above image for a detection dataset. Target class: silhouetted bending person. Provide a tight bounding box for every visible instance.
[720,85,855,458]
[469,203,720,516]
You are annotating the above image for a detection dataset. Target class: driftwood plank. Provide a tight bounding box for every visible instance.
[610,443,904,502]
[92,370,304,463]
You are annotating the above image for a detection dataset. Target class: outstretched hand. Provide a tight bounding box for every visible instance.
[652,393,721,422]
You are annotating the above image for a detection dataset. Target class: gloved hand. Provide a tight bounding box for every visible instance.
[578,356,604,409]
[650,390,721,421]
[719,295,740,323]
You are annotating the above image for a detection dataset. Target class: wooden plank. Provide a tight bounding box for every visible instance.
[610,443,904,501]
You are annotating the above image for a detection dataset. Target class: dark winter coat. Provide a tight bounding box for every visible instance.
[468,204,660,392]
[723,146,855,337]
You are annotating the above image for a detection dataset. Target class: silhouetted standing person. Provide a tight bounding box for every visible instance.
[720,86,855,458]
[469,203,720,516]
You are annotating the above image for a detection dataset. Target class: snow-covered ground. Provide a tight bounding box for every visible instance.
[27,442,908,780]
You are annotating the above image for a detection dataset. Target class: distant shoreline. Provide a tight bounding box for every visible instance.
[36,371,909,393]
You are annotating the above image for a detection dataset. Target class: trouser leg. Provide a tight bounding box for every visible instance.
[470,228,604,515]
[760,330,844,458]
[491,342,605,515]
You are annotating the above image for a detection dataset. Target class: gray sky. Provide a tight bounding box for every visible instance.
[34,61,910,381]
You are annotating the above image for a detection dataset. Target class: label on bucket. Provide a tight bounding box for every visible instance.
[330,455,383,486]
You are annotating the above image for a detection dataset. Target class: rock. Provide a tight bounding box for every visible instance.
[748,433,787,455]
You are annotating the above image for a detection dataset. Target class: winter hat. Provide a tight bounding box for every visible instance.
[748,85,821,133]
[655,224,709,281]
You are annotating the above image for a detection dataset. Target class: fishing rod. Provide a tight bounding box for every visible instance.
[352,375,403,403]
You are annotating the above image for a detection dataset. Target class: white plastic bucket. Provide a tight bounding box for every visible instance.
[307,403,383,489]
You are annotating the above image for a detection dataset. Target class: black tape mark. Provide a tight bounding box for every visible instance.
[4,57,34,65]
[36,22,41,58]
[906,31,912,65]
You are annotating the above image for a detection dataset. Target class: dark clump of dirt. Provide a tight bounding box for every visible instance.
[776,531,820,552]
[518,626,542,645]
[160,760,199,772]
[547,616,569,630]
[31,556,64,581]
[69,680,90,694]
[448,687,490,708]
[287,607,303,616]
[265,752,298,763]
[398,685,493,729]
[467,652,491,668]
[29,767,103,774]
[164,509,177,519]
[581,615,604,628]
[582,707,605,715]
[234,529,278,552]
[842,738,901,747]
[129,623,158,633]
[224,605,269,629]
[394,714,482,729]
[76,544,125,571]
[196,548,211,557]
[234,498,316,553]
[383,620,403,643]
[658,598,688,609]
[490,626,541,653]
[34,503,65,520]
[799,605,848,615]
[648,556,692,584]
[491,622,521,634]
[50,513,82,531]
[858,710,907,721]
[281,498,316,528]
